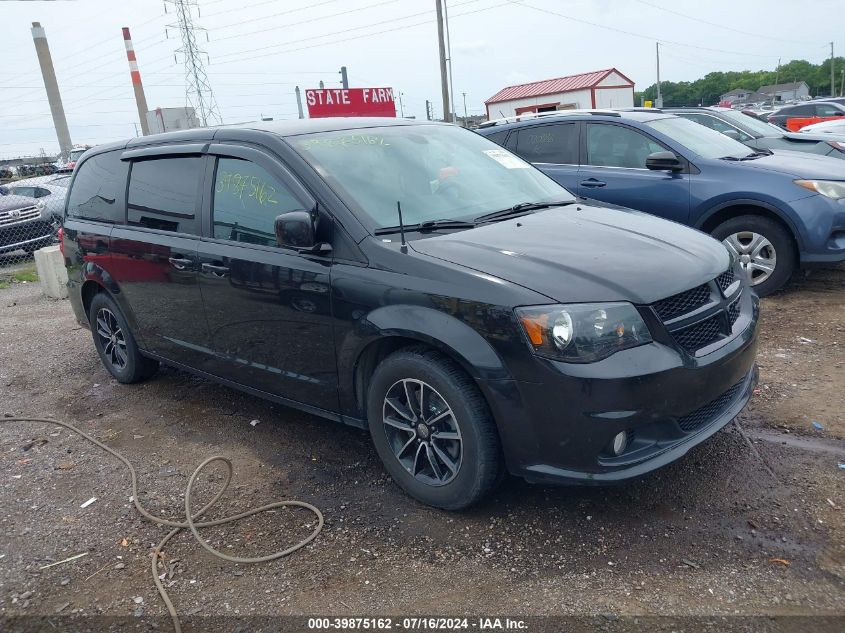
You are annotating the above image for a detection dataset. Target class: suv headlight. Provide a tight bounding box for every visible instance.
[795,179,845,200]
[36,200,47,212]
[516,302,652,363]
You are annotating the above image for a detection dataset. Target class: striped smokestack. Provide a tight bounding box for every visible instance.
[123,27,150,136]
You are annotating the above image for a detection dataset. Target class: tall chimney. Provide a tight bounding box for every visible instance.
[30,22,72,158]
[122,27,150,136]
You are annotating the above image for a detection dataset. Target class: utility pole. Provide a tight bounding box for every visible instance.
[295,86,304,119]
[122,27,150,136]
[772,58,781,106]
[840,68,844,97]
[30,22,72,158]
[655,42,662,108]
[425,99,432,121]
[443,0,456,123]
[435,0,451,122]
[831,42,835,97]
[339,65,348,89]
[397,91,405,118]
[462,92,468,121]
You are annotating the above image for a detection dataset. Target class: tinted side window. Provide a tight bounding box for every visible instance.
[212,157,304,247]
[127,156,202,234]
[816,103,841,116]
[586,124,665,169]
[787,104,812,116]
[514,123,578,164]
[483,130,509,146]
[66,150,128,222]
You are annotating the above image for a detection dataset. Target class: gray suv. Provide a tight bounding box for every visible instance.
[0,188,55,255]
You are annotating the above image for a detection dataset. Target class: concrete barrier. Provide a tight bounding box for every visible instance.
[34,245,68,299]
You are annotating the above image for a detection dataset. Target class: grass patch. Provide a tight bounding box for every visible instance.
[0,281,9,290]
[13,269,38,283]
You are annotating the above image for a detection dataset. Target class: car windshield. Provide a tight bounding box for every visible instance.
[646,116,752,159]
[290,124,573,229]
[720,110,784,137]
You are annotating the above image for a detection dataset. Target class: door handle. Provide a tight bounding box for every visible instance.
[168,257,193,270]
[580,178,606,188]
[201,262,229,276]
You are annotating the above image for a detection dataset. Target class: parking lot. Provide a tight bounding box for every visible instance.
[0,263,843,622]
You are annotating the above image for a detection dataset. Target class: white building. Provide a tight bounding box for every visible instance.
[758,81,810,102]
[485,68,634,120]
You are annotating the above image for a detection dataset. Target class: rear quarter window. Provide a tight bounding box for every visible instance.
[127,156,203,234]
[66,150,128,222]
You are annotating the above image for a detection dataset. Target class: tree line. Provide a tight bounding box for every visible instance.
[636,57,845,107]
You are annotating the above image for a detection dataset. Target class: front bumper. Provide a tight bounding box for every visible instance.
[0,219,56,253]
[480,293,760,485]
[790,194,845,264]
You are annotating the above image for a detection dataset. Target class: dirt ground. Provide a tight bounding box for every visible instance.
[0,264,843,628]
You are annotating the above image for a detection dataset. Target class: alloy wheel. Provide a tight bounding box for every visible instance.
[95,308,128,370]
[722,231,777,286]
[382,378,462,486]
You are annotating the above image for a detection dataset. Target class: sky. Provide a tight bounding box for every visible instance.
[0,0,841,158]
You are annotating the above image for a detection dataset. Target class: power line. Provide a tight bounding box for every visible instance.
[509,1,791,60]
[211,0,400,43]
[210,0,491,65]
[631,0,814,45]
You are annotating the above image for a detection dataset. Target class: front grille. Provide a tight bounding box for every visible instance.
[673,313,723,353]
[716,269,735,294]
[0,206,40,227]
[727,294,741,327]
[652,283,710,321]
[677,379,745,432]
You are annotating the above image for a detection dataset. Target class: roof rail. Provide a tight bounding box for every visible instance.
[478,109,621,128]
[617,107,664,113]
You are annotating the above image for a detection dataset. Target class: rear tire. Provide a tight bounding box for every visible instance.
[367,347,502,510]
[711,214,796,297]
[89,292,158,383]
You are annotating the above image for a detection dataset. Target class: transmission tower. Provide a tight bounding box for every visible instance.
[165,0,221,127]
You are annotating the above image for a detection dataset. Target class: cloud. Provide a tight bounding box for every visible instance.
[453,40,490,56]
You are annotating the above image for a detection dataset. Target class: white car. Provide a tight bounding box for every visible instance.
[800,119,845,134]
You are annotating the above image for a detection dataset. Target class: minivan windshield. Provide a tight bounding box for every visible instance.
[646,116,752,159]
[291,124,573,230]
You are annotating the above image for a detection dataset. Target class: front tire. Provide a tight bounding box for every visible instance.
[711,214,796,297]
[367,347,502,510]
[89,292,158,383]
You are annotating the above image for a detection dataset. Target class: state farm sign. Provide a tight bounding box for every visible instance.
[305,87,396,118]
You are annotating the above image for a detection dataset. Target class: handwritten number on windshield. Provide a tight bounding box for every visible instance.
[216,171,278,207]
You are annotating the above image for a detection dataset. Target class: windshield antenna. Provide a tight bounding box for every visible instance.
[396,200,406,247]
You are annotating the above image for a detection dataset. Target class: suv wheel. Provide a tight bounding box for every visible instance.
[711,215,796,297]
[89,293,158,383]
[366,348,502,510]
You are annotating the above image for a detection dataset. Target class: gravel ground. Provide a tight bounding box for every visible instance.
[0,265,843,628]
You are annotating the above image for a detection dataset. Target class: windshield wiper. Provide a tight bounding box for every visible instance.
[474,200,576,223]
[721,149,773,161]
[373,218,476,235]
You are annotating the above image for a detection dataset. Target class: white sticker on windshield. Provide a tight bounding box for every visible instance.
[483,149,529,169]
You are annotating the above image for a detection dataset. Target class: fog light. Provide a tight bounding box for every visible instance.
[610,431,628,456]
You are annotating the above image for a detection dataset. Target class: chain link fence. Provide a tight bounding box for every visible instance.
[0,170,70,271]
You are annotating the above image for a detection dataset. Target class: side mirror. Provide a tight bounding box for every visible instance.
[645,151,684,172]
[274,210,332,255]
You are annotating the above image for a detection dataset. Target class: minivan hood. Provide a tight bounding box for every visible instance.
[409,205,729,304]
[726,150,845,179]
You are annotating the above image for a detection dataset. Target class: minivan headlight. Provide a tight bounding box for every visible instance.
[795,179,845,200]
[516,302,652,363]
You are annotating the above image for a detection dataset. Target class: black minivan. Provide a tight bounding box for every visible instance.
[62,119,759,509]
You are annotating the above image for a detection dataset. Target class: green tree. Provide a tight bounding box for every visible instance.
[639,57,845,106]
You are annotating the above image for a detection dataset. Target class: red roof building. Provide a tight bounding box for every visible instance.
[485,68,635,120]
